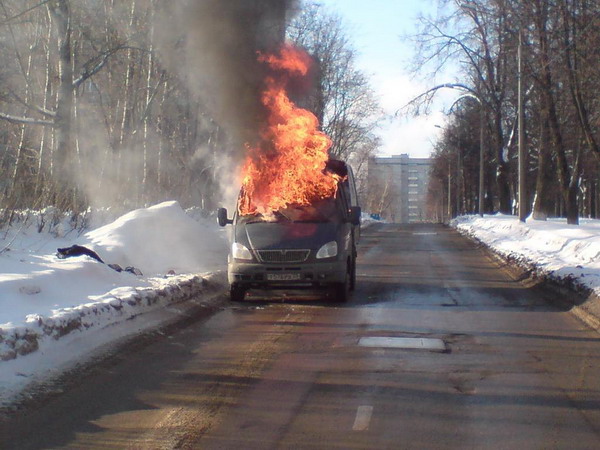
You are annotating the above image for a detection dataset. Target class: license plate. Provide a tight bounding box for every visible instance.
[266,273,301,281]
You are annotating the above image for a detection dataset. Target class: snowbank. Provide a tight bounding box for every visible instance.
[85,201,226,276]
[361,212,384,228]
[452,214,600,328]
[0,201,228,403]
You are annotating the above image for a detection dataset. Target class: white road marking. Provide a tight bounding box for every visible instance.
[352,405,373,431]
[358,337,446,351]
[358,272,411,277]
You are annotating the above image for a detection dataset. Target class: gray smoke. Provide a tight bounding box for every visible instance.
[157,0,299,154]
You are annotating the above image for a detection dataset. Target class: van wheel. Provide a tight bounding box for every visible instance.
[349,258,356,291]
[332,267,350,303]
[230,285,246,302]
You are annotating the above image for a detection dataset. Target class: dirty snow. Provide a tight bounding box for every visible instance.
[0,201,227,405]
[3,208,599,406]
[453,214,600,294]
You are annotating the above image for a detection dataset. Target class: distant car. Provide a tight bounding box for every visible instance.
[217,159,361,302]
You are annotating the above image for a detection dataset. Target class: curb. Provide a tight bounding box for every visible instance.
[0,272,227,362]
[455,226,600,333]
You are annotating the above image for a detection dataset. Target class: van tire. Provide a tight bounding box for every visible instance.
[349,258,356,291]
[333,280,349,303]
[230,285,246,302]
[332,265,350,303]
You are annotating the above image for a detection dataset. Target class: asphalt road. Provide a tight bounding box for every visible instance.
[2,223,600,449]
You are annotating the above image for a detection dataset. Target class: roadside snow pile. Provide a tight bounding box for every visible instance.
[452,214,600,295]
[361,212,384,228]
[85,202,226,276]
[0,201,228,364]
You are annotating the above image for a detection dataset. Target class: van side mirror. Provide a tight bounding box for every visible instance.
[217,207,232,227]
[349,206,361,226]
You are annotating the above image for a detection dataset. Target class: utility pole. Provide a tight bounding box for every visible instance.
[518,29,527,222]
[447,160,452,220]
[419,85,485,218]
[479,105,484,217]
[456,149,461,216]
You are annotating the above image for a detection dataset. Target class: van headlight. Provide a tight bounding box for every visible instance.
[232,243,253,260]
[316,241,338,259]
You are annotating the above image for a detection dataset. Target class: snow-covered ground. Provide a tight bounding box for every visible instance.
[453,214,600,292]
[0,201,228,405]
[453,214,600,329]
[3,209,599,406]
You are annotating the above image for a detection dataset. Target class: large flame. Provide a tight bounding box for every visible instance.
[238,44,339,216]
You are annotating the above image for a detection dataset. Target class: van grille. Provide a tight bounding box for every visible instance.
[257,249,310,263]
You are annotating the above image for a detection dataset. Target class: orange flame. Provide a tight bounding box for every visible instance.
[238,44,339,216]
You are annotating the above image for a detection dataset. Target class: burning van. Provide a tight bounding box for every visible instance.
[217,159,360,302]
[216,44,359,301]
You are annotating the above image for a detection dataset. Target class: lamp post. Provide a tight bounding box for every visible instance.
[448,159,452,220]
[479,105,485,217]
[406,83,487,218]
[448,92,485,217]
[518,29,527,222]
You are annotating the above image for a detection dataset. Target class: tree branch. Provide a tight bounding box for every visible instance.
[0,0,51,26]
[398,83,486,117]
[9,92,56,118]
[73,46,150,88]
[73,48,118,88]
[425,19,488,88]
[0,111,54,126]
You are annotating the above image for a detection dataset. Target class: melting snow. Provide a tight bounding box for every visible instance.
[453,214,600,293]
[0,201,227,405]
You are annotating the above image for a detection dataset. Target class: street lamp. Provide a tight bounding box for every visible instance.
[435,124,453,222]
[404,82,486,218]
[447,92,485,217]
[517,29,527,222]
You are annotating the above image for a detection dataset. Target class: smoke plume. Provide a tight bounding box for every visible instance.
[158,0,299,155]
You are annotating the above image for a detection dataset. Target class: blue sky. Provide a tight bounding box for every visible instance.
[319,0,457,158]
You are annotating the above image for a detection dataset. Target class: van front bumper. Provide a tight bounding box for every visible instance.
[228,260,346,288]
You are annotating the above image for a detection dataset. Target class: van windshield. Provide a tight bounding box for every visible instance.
[239,196,343,224]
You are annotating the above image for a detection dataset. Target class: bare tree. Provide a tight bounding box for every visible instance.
[0,0,379,221]
[287,2,382,171]
[417,0,600,224]
[409,0,521,214]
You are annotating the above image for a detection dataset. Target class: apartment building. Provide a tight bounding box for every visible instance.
[367,154,432,223]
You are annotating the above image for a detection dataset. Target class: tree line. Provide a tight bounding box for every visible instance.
[0,0,380,224]
[412,0,600,225]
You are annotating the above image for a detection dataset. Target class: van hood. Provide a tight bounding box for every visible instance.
[241,222,338,250]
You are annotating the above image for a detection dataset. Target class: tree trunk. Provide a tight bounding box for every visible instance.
[485,163,494,213]
[5,3,40,205]
[117,0,138,196]
[48,0,74,207]
[532,116,554,220]
[561,0,600,158]
[533,0,578,224]
[11,50,34,203]
[36,8,54,201]
[156,80,167,189]
[594,179,599,219]
[494,111,512,213]
[566,183,579,225]
[142,2,155,205]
